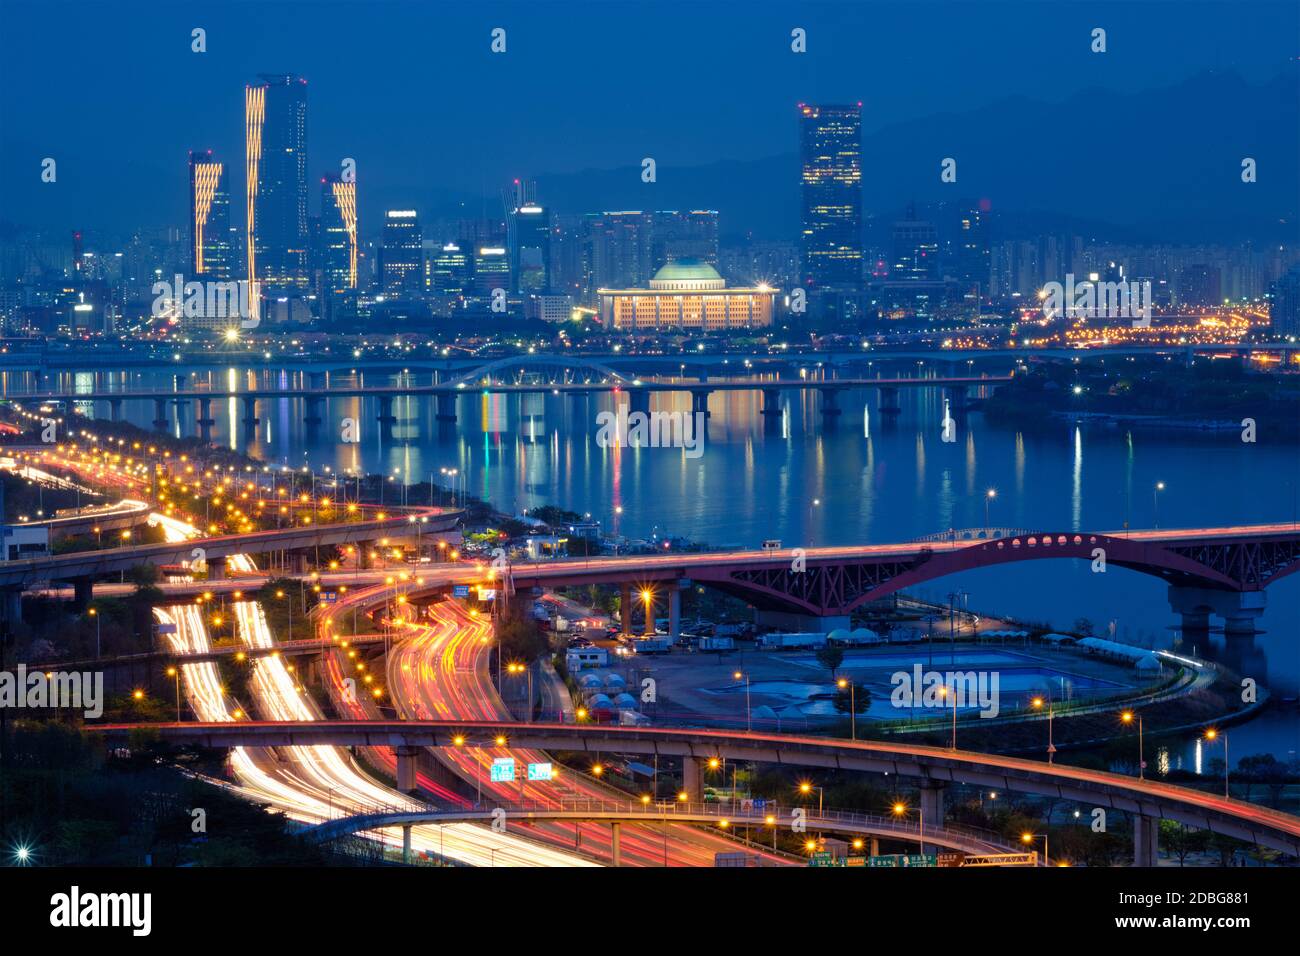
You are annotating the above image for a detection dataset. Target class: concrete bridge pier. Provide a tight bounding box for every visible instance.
[944,385,970,417]
[402,824,412,864]
[377,395,395,434]
[309,372,327,390]
[610,822,622,867]
[818,387,843,420]
[435,393,457,423]
[681,756,703,803]
[107,398,122,423]
[304,395,323,427]
[620,584,632,635]
[878,386,901,416]
[869,837,881,857]
[628,388,651,417]
[1,587,22,624]
[1169,586,1266,640]
[70,576,94,611]
[642,589,656,636]
[240,396,259,428]
[919,781,946,839]
[196,397,215,441]
[395,746,420,794]
[667,581,683,641]
[207,556,228,581]
[690,389,712,420]
[152,398,169,431]
[1133,814,1160,866]
[760,387,782,418]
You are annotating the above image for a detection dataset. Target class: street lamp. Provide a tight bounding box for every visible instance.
[984,488,997,530]
[166,666,181,721]
[88,607,101,657]
[938,683,958,749]
[836,677,857,741]
[892,800,924,856]
[1153,481,1165,529]
[1203,727,1230,798]
[734,670,751,731]
[1031,695,1055,763]
[1121,709,1145,780]
[1021,831,1049,867]
[798,780,824,816]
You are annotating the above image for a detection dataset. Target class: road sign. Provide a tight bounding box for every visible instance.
[452,585,470,598]
[155,623,177,635]
[320,591,337,604]
[527,761,552,781]
[869,853,936,868]
[490,757,516,782]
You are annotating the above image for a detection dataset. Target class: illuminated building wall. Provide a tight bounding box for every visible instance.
[188,149,231,278]
[599,259,774,331]
[245,74,309,302]
[799,103,863,291]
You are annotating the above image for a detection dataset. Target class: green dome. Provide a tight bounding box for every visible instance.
[652,258,722,282]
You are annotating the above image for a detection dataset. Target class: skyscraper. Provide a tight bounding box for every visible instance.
[188,149,232,278]
[799,103,863,291]
[320,174,358,316]
[508,181,550,293]
[891,203,939,281]
[381,210,423,296]
[245,74,309,304]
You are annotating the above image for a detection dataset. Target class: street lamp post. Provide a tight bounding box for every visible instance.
[734,670,751,731]
[984,488,996,530]
[1031,695,1056,763]
[166,666,181,721]
[1153,481,1165,529]
[1121,709,1145,779]
[892,801,924,856]
[837,677,856,741]
[88,607,100,658]
[1021,831,1049,867]
[939,683,958,749]
[1204,728,1230,798]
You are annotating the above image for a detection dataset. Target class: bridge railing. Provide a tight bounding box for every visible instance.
[911,528,1042,543]
[321,798,1015,850]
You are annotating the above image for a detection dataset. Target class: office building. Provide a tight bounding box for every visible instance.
[799,103,863,291]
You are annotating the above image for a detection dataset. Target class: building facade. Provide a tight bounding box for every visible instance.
[599,258,775,332]
[245,75,309,300]
[799,103,863,292]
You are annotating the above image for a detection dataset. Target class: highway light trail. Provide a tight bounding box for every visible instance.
[381,597,790,866]
[150,511,594,866]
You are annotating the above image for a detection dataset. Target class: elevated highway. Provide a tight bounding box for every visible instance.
[92,718,1300,858]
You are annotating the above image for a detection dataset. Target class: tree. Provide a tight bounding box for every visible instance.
[1072,617,1095,637]
[815,645,845,678]
[833,681,870,714]
[1160,821,1209,866]
[496,600,548,663]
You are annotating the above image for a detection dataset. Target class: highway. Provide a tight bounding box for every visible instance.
[99,716,1300,857]
[375,596,791,866]
[147,513,595,866]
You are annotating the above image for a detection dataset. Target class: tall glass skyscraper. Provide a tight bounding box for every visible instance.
[799,103,863,292]
[245,74,309,304]
[320,174,358,317]
[381,210,423,295]
[188,149,232,278]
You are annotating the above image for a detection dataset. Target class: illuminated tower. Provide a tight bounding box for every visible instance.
[321,174,358,318]
[245,74,309,304]
[799,103,863,292]
[188,149,232,278]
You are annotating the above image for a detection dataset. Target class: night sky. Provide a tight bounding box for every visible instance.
[1,1,1295,234]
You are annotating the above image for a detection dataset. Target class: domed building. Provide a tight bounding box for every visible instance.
[599,257,776,331]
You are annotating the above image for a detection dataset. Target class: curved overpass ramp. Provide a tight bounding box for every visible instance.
[92,719,1300,857]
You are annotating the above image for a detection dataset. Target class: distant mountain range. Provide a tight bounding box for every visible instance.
[3,65,1294,245]
[528,65,1298,244]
